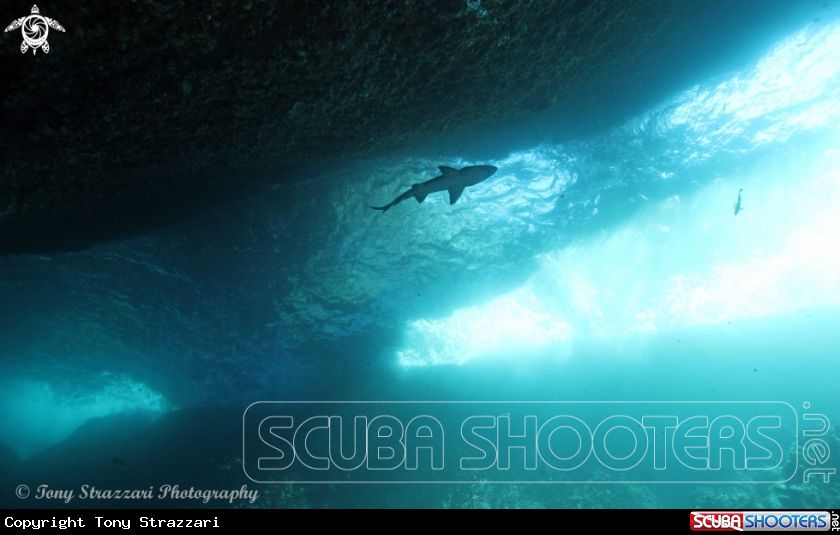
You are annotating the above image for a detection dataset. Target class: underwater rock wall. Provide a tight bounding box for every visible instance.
[1,0,679,254]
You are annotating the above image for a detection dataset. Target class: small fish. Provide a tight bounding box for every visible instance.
[112,456,130,467]
[734,188,744,215]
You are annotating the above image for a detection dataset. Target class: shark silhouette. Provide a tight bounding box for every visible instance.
[734,188,744,215]
[369,165,498,213]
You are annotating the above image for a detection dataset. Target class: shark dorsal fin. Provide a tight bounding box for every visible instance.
[438,166,458,176]
[449,186,465,205]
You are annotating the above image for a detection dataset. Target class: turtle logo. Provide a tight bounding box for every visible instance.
[5,5,65,55]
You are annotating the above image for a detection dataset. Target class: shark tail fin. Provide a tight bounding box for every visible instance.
[368,203,392,213]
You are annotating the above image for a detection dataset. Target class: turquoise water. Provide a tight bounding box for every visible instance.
[1,14,839,509]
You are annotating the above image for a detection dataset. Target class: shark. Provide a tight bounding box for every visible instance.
[369,165,498,213]
[734,188,744,215]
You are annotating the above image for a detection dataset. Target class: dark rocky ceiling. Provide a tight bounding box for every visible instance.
[0,0,811,254]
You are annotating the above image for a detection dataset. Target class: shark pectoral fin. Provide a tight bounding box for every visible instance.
[438,166,458,176]
[449,186,465,205]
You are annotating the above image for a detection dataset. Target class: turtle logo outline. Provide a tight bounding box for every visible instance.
[5,5,65,55]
